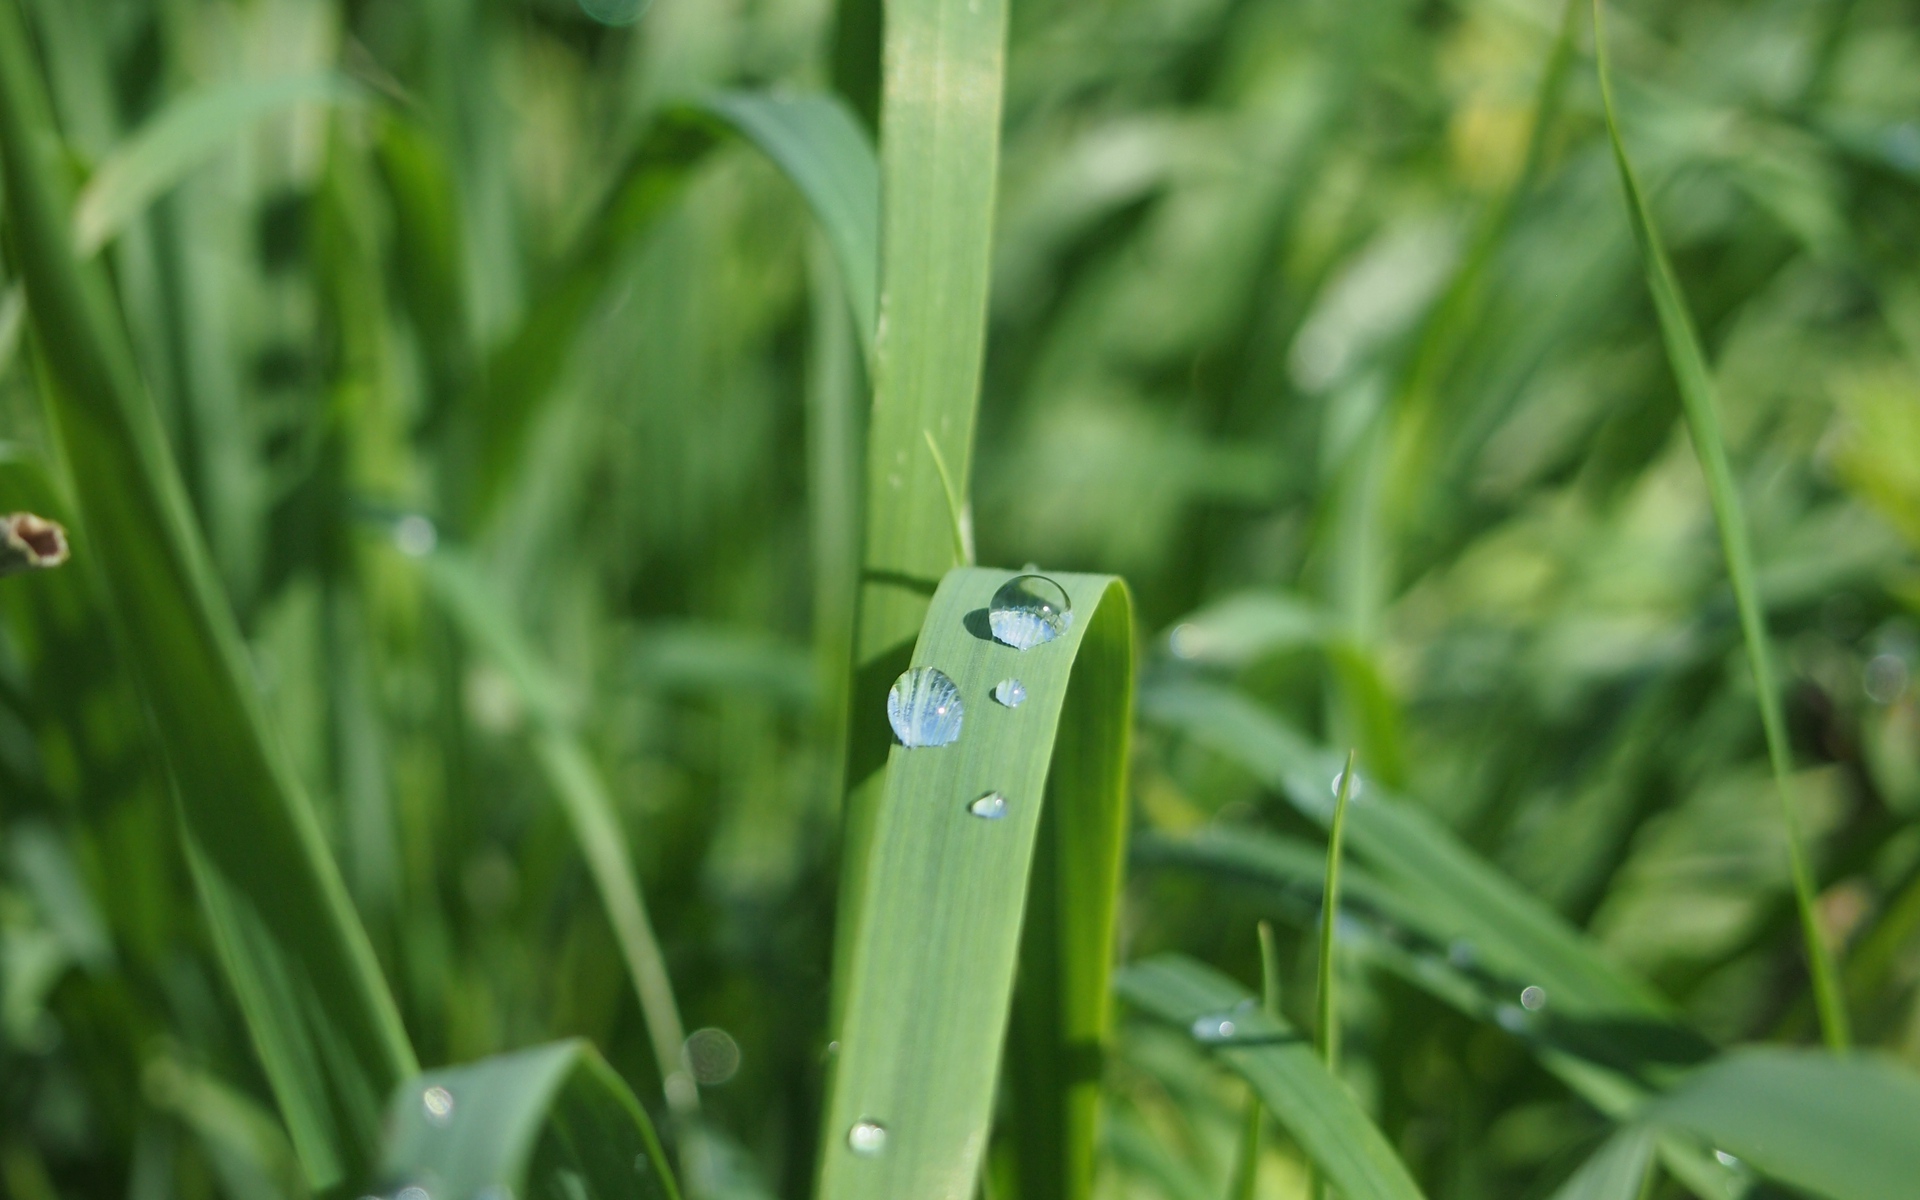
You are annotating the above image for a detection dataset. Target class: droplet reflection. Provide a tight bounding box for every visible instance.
[887,667,964,747]
[988,575,1073,650]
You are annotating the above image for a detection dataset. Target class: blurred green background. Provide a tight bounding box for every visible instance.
[3,0,1919,1196]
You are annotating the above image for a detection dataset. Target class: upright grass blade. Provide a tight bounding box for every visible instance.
[73,73,365,257]
[819,567,1131,1200]
[1225,922,1280,1200]
[413,551,694,1117]
[1309,752,1356,1200]
[1644,1049,1920,1200]
[0,5,415,1188]
[1593,0,1848,1050]
[1117,956,1428,1200]
[1545,1129,1654,1200]
[376,1041,680,1200]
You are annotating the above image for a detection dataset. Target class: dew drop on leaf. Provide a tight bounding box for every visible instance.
[992,678,1027,708]
[988,575,1072,650]
[968,792,1008,820]
[847,1120,888,1157]
[887,668,963,747]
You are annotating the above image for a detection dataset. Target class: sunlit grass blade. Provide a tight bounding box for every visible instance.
[73,73,365,257]
[1308,751,1355,1200]
[819,567,1131,1200]
[377,1041,680,1200]
[414,550,694,1116]
[0,6,415,1188]
[1545,1128,1653,1200]
[1225,921,1279,1200]
[1593,0,1848,1049]
[704,91,878,370]
[1645,1049,1920,1199]
[1117,956,1428,1200]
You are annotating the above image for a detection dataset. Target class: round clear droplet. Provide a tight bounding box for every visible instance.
[421,1084,454,1126]
[1190,1013,1240,1044]
[1331,769,1363,800]
[968,792,1008,820]
[1519,985,1547,1012]
[1168,623,1202,659]
[682,1027,742,1085]
[847,1120,888,1157]
[887,667,964,747]
[992,678,1027,708]
[988,575,1073,650]
[394,514,438,558]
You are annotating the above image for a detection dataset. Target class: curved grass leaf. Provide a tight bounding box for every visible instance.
[73,73,365,256]
[1593,0,1848,1049]
[0,7,414,1188]
[1545,1128,1653,1200]
[377,1041,679,1200]
[1644,1048,1920,1200]
[819,567,1131,1200]
[1116,955,1427,1200]
[413,550,694,1117]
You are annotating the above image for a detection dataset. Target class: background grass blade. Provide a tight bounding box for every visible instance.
[1545,1129,1653,1200]
[1593,0,1848,1049]
[415,550,694,1117]
[1644,1049,1920,1200]
[1116,955,1428,1200]
[819,567,1131,1200]
[377,1041,679,1200]
[73,73,365,257]
[0,4,414,1188]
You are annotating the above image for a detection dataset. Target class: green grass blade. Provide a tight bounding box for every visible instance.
[73,73,365,257]
[1225,922,1280,1200]
[1592,0,1848,1050]
[378,1041,680,1200]
[415,551,694,1117]
[819,567,1131,1200]
[0,6,415,1188]
[1545,1128,1654,1200]
[1117,955,1428,1200]
[1309,751,1355,1200]
[703,91,878,371]
[1645,1049,1920,1200]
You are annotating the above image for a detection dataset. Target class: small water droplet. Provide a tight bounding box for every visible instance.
[1865,654,1909,704]
[992,678,1027,708]
[1190,1012,1241,1043]
[394,515,437,558]
[1168,623,1202,659]
[683,1027,742,1085]
[1714,1150,1742,1170]
[988,575,1073,650]
[1331,769,1363,800]
[968,792,1008,820]
[421,1084,454,1126]
[887,667,964,747]
[847,1120,888,1157]
[1519,985,1547,1011]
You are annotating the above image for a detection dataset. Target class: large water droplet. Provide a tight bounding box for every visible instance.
[968,792,1008,820]
[887,668,964,747]
[847,1120,888,1157]
[1519,985,1547,1012]
[421,1084,454,1126]
[988,575,1072,650]
[992,678,1027,708]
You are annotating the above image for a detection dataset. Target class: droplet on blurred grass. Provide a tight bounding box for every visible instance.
[988,574,1072,649]
[0,512,67,577]
[1519,985,1546,1011]
[394,514,437,558]
[887,667,963,747]
[1190,1012,1241,1042]
[847,1120,888,1156]
[683,1027,741,1085]
[421,1084,454,1126]
[1331,769,1362,800]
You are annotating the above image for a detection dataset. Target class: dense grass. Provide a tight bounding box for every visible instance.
[4,0,1920,1197]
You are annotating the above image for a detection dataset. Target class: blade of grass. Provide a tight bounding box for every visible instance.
[412,550,695,1118]
[1117,955,1428,1200]
[1593,0,1848,1050]
[1309,751,1356,1200]
[377,1041,680,1200]
[819,567,1131,1200]
[0,5,415,1188]
[73,73,365,257]
[1545,1128,1654,1200]
[1225,921,1280,1200]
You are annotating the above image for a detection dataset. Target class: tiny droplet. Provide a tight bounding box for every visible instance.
[968,792,1008,820]
[847,1120,888,1157]
[1714,1150,1742,1169]
[1519,985,1547,1011]
[887,667,964,748]
[1168,623,1201,659]
[992,678,1027,708]
[394,515,437,558]
[421,1085,454,1126]
[1190,1012,1240,1044]
[988,575,1073,650]
[1331,769,1363,800]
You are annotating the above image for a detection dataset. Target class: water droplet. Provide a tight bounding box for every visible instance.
[847,1120,888,1157]
[1168,623,1201,659]
[394,515,437,558]
[887,667,964,747]
[1519,985,1547,1011]
[988,575,1073,650]
[1190,1012,1241,1043]
[1865,654,1909,704]
[1331,769,1363,800]
[397,1188,431,1200]
[421,1084,454,1126]
[992,678,1027,708]
[968,792,1008,820]
[1714,1150,1743,1170]
[682,1027,741,1085]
